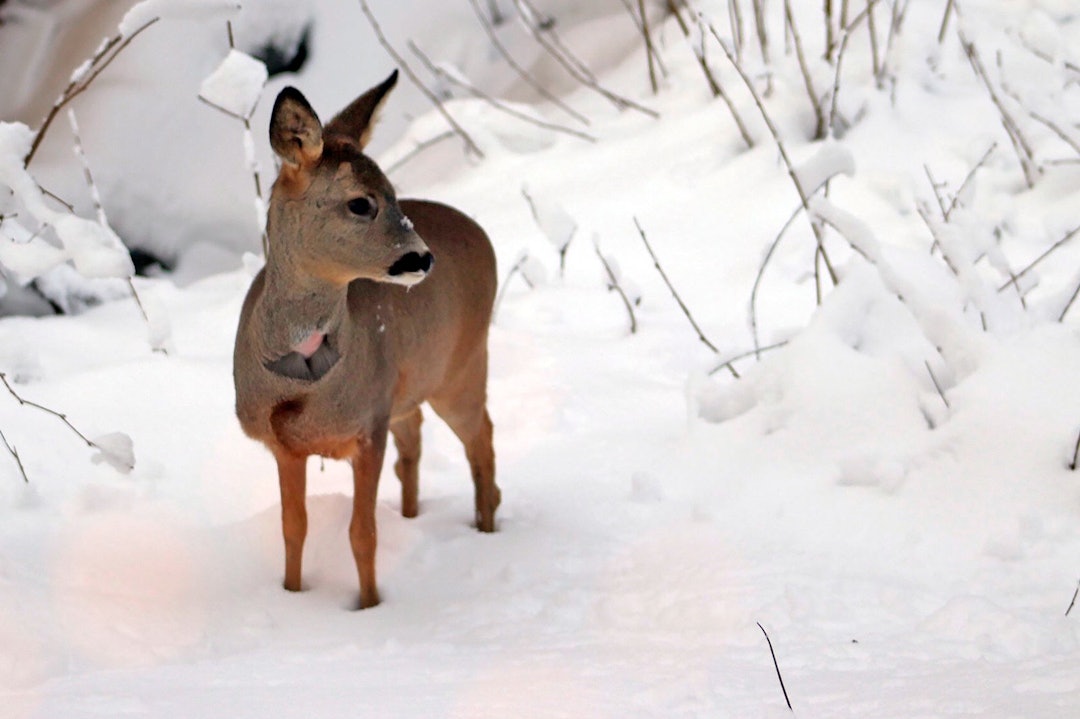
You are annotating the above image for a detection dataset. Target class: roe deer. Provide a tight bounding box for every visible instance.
[233,71,499,609]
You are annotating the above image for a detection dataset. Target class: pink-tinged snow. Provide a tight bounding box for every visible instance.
[2,0,1080,717]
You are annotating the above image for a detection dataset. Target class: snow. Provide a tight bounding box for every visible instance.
[3,0,1080,716]
[199,49,268,120]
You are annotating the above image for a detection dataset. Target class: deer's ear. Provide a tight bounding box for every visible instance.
[269,87,324,168]
[325,70,398,149]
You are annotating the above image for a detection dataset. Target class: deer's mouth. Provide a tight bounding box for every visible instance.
[387,251,434,285]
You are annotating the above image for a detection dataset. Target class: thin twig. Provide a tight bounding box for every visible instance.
[593,240,638,334]
[407,41,595,143]
[667,0,690,35]
[866,0,881,78]
[0,427,29,483]
[638,0,659,94]
[750,201,805,357]
[466,0,589,125]
[1069,433,1080,472]
[200,22,270,255]
[683,16,754,147]
[634,217,719,353]
[925,360,950,409]
[960,32,1040,188]
[492,252,534,322]
[727,0,745,61]
[1065,579,1080,616]
[946,143,998,220]
[916,202,988,329]
[521,186,573,277]
[358,0,484,158]
[1,372,98,451]
[512,0,659,118]
[750,0,772,94]
[1060,277,1080,322]
[998,223,1080,292]
[26,18,161,166]
[1027,111,1080,157]
[706,21,840,287]
[784,0,826,139]
[618,0,669,81]
[937,0,955,46]
[757,623,793,712]
[708,340,789,378]
[384,131,455,176]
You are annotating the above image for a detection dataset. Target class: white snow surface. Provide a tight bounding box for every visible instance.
[3,1,1080,717]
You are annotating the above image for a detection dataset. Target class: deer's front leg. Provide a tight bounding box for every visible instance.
[351,430,387,609]
[275,450,308,592]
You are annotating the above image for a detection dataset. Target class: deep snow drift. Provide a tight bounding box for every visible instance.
[2,0,1080,717]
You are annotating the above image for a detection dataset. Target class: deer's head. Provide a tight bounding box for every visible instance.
[266,71,432,287]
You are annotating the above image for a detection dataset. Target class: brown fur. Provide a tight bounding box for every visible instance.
[233,72,499,609]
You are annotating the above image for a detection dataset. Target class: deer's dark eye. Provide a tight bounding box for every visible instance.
[347,196,377,219]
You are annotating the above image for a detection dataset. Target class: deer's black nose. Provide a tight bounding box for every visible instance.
[388,251,434,276]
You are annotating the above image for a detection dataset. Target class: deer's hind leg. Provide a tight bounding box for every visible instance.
[430,355,499,533]
[390,406,423,519]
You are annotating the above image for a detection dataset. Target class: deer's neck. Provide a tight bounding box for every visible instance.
[258,264,350,359]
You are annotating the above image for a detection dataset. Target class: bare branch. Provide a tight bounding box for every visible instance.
[998,222,1080,292]
[680,16,754,147]
[0,372,130,470]
[634,216,719,353]
[946,143,997,220]
[705,21,840,286]
[938,0,956,46]
[959,32,1040,188]
[521,186,573,277]
[26,18,161,166]
[1069,433,1080,472]
[407,41,596,143]
[638,0,659,94]
[1059,277,1080,322]
[708,340,789,378]
[0,427,29,483]
[512,0,659,118]
[1027,111,1080,157]
[385,131,455,176]
[866,0,881,77]
[466,0,589,125]
[757,623,793,712]
[784,0,826,139]
[492,252,535,322]
[357,0,485,158]
[750,0,772,95]
[925,360,950,409]
[751,201,803,358]
[593,240,638,334]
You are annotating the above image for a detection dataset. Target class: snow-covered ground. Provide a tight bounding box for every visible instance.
[2,0,1080,716]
